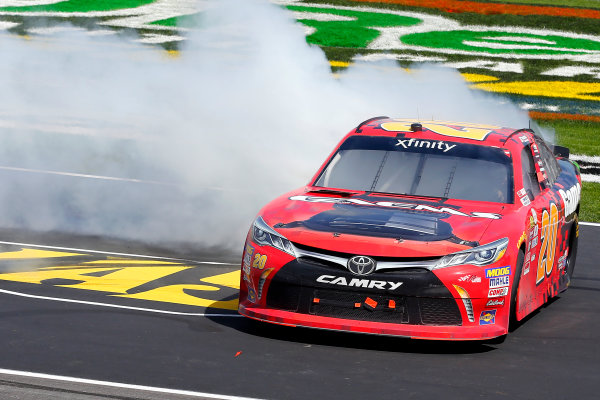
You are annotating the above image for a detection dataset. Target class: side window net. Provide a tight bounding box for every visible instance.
[521,147,541,198]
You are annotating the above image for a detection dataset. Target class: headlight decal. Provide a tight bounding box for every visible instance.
[433,237,509,270]
[252,216,296,256]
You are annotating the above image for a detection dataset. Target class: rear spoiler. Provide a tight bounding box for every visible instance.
[553,145,570,159]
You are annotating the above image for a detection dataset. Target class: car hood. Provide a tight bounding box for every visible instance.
[260,190,506,258]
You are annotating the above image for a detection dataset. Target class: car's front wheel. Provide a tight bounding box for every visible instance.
[509,249,525,331]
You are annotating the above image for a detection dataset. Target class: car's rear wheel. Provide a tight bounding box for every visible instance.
[509,249,525,331]
[566,219,579,281]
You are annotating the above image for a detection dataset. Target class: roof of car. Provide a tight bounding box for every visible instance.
[353,118,526,147]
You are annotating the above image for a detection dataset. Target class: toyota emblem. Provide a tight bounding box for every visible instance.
[347,255,377,276]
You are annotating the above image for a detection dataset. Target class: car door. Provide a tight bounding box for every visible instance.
[530,139,565,299]
[515,144,549,319]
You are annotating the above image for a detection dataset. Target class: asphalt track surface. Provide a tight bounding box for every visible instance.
[0,224,597,400]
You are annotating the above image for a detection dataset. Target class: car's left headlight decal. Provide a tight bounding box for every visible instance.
[252,216,296,256]
[433,237,508,270]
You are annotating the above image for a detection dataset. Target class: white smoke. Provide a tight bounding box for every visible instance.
[0,0,530,250]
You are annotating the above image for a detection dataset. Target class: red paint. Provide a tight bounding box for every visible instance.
[352,0,600,19]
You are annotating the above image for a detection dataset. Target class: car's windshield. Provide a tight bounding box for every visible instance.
[314,136,514,203]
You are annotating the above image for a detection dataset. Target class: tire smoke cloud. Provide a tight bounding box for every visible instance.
[0,0,530,252]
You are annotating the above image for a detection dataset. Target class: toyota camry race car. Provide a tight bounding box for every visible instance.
[238,118,581,341]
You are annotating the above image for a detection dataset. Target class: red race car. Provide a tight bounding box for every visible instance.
[238,118,581,341]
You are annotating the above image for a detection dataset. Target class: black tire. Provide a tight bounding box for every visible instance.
[509,249,525,331]
[566,218,579,281]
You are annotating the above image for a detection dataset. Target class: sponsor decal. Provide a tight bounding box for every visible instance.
[520,196,531,206]
[518,136,529,144]
[488,287,509,297]
[479,309,497,325]
[458,274,481,283]
[528,216,536,232]
[247,286,257,304]
[394,138,457,152]
[558,252,567,270]
[530,237,538,248]
[251,253,267,270]
[489,275,510,289]
[517,188,527,198]
[486,299,505,307]
[289,196,502,219]
[243,244,254,269]
[242,243,254,282]
[347,255,376,276]
[316,274,403,290]
[523,260,530,276]
[558,182,581,217]
[485,266,511,278]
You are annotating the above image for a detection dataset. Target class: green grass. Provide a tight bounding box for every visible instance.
[580,182,600,222]
[538,120,600,156]
[150,14,198,28]
[0,0,154,13]
[535,120,599,222]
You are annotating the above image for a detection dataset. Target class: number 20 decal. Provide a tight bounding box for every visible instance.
[252,253,267,269]
[536,203,559,284]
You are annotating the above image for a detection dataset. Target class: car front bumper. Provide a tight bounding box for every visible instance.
[239,303,507,340]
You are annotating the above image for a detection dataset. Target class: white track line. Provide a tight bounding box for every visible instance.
[0,240,237,265]
[0,165,175,186]
[0,288,242,317]
[0,165,241,193]
[0,368,262,400]
[571,154,600,163]
[580,221,600,227]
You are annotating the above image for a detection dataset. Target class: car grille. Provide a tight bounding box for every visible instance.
[265,278,462,326]
[266,280,301,312]
[309,289,408,323]
[418,297,463,326]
